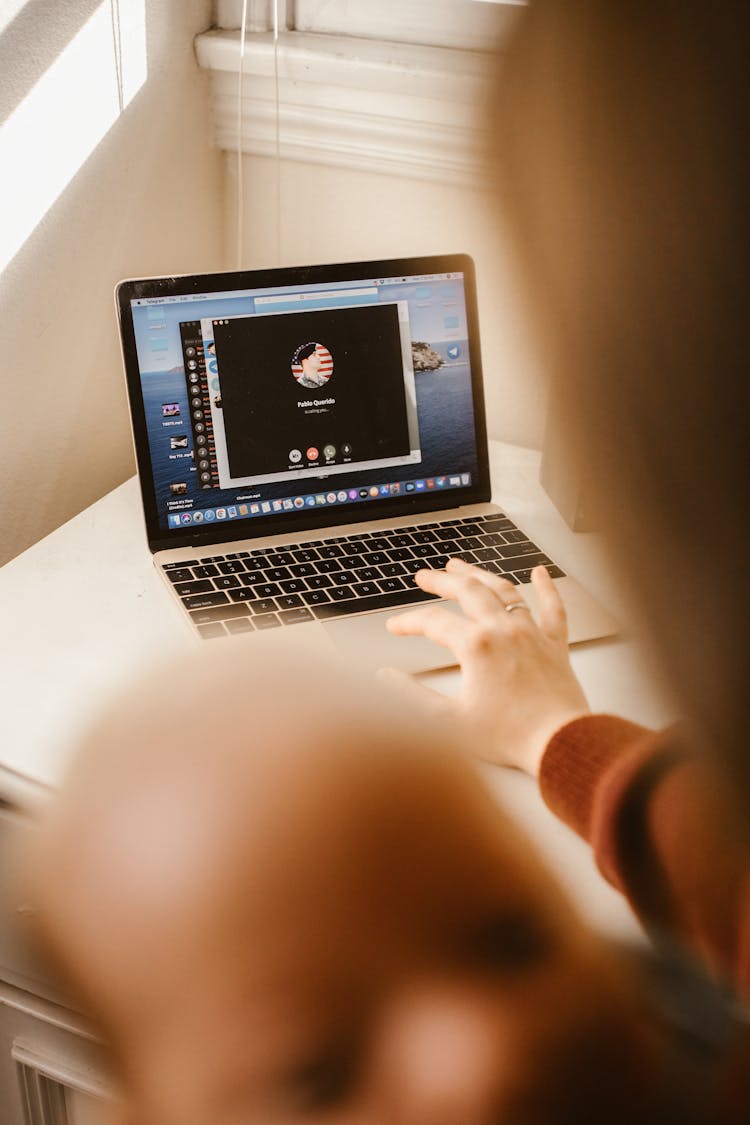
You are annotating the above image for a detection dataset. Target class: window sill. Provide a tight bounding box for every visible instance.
[194,29,495,186]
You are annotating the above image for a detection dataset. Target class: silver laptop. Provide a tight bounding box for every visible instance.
[116,254,616,672]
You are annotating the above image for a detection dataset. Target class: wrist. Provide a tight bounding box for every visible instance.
[512,708,592,779]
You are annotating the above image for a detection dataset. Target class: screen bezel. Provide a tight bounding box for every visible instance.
[116,253,491,554]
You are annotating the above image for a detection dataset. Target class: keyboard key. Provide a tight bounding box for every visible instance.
[192,564,220,579]
[226,617,255,633]
[342,541,366,556]
[474,547,500,562]
[241,571,267,586]
[350,582,379,598]
[450,551,479,564]
[254,613,281,629]
[307,574,332,589]
[412,530,438,543]
[362,551,389,567]
[402,559,429,574]
[503,530,529,543]
[378,576,405,593]
[174,579,214,597]
[482,517,515,532]
[479,533,504,547]
[203,555,226,563]
[484,563,519,582]
[548,565,566,578]
[279,607,314,625]
[277,594,304,609]
[412,543,439,558]
[380,561,406,577]
[312,587,437,621]
[218,561,246,574]
[163,560,195,570]
[197,622,225,639]
[331,570,358,586]
[501,553,552,574]
[255,583,282,598]
[316,558,342,574]
[301,589,331,605]
[330,585,354,600]
[252,599,279,614]
[190,604,250,624]
[264,566,291,582]
[181,592,230,609]
[165,567,194,583]
[280,579,308,594]
[460,524,483,537]
[318,544,345,558]
[387,547,414,562]
[229,588,256,602]
[388,534,414,548]
[266,552,295,567]
[347,556,370,569]
[435,527,461,542]
[356,567,382,583]
[244,557,267,572]
[366,537,391,552]
[214,575,241,590]
[292,548,320,563]
[497,542,541,559]
[290,562,316,578]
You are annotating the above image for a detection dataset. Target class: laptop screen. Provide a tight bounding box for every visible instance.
[117,254,490,551]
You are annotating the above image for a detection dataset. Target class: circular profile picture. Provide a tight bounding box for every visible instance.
[291,342,333,389]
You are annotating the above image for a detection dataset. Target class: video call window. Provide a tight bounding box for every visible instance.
[211,304,417,484]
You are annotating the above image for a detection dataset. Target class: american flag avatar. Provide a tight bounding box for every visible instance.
[291,341,334,389]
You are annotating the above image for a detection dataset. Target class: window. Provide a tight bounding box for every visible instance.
[197,1,524,185]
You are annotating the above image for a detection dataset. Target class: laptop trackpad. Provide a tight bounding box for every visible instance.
[321,604,460,675]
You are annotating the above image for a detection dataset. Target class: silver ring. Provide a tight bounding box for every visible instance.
[505,601,530,614]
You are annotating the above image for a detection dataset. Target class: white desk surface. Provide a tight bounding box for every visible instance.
[0,442,676,939]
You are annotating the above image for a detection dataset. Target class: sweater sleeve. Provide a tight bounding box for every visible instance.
[539,716,750,998]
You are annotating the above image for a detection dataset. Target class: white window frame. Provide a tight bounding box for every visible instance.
[196,1,524,185]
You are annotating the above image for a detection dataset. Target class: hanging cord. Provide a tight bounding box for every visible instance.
[272,0,282,263]
[236,0,249,270]
[110,0,124,114]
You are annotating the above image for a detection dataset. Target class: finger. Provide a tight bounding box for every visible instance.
[376,666,452,716]
[445,558,530,607]
[531,565,568,645]
[386,603,473,655]
[414,567,504,622]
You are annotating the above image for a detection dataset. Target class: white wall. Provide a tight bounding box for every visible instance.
[0,0,225,565]
[225,153,545,455]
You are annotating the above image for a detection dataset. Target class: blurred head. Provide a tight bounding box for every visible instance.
[28,650,664,1125]
[490,1,750,807]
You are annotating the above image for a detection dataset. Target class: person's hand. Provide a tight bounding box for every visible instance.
[383,560,589,776]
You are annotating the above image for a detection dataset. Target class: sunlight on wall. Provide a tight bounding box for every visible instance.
[0,1,29,37]
[0,0,147,275]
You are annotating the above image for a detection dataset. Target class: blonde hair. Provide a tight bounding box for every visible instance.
[491,0,750,810]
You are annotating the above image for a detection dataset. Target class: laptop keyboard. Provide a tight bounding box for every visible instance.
[160,513,566,640]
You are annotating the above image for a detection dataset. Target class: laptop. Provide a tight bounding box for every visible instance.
[116,253,617,672]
